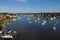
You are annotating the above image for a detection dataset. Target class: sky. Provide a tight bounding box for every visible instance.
[0,0,60,13]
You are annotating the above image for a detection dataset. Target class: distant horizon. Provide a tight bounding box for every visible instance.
[0,0,60,13]
[0,12,60,13]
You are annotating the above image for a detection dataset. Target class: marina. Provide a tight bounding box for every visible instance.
[0,0,60,40]
[0,13,60,40]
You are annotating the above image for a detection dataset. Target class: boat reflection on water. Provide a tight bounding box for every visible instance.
[51,24,57,32]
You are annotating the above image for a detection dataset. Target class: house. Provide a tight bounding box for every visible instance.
[0,14,6,20]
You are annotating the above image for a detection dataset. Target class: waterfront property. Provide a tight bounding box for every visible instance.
[0,14,6,20]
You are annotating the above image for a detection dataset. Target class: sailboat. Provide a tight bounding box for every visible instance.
[41,20,46,26]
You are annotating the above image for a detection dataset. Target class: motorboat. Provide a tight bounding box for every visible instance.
[50,18,54,20]
[43,20,46,23]
[41,22,45,26]
[1,35,13,39]
[12,19,17,21]
[52,27,56,30]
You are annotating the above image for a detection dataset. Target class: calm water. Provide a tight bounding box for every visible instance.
[4,16,60,40]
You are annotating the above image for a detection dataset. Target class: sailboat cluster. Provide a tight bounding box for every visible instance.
[26,16,57,32]
[0,29,17,40]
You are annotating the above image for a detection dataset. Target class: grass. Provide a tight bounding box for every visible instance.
[0,20,4,30]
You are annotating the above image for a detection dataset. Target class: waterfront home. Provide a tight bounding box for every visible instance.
[6,15,17,19]
[0,14,6,20]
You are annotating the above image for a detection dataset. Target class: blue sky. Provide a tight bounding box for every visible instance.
[0,0,60,13]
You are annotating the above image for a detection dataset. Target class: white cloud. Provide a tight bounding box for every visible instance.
[11,0,40,3]
[15,0,27,3]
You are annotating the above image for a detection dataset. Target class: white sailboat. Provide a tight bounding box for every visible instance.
[41,20,46,26]
[27,18,30,21]
[52,26,56,31]
[50,17,54,20]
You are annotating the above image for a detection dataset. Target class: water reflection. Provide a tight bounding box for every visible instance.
[35,20,37,22]
[56,21,58,24]
[17,16,21,20]
[27,18,30,21]
[29,21,32,24]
